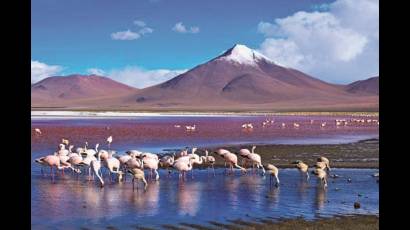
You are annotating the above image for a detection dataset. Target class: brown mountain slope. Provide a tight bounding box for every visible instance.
[345,76,379,95]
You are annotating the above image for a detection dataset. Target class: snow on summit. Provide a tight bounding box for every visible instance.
[218,44,274,66]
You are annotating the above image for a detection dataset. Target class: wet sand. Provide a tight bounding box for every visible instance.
[171,215,379,230]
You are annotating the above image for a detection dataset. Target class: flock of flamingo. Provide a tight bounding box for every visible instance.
[170,117,379,132]
[34,133,336,191]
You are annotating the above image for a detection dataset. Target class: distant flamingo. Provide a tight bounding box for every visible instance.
[321,122,327,128]
[293,123,300,128]
[107,136,113,150]
[34,128,42,135]
[281,123,286,128]
[185,125,196,131]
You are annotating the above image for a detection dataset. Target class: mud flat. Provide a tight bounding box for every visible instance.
[200,138,379,169]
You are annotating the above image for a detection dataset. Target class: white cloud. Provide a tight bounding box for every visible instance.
[172,22,200,34]
[257,0,378,83]
[108,66,187,88]
[111,30,140,40]
[87,68,106,76]
[133,20,146,27]
[31,60,63,84]
[139,27,154,35]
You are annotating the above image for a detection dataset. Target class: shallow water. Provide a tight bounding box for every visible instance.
[31,168,379,229]
[31,115,378,154]
[31,115,379,229]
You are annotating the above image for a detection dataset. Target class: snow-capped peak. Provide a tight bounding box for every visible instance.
[218,44,273,66]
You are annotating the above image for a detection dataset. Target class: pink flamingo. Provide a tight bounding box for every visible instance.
[90,151,104,187]
[141,155,160,180]
[238,146,265,175]
[172,155,195,180]
[215,149,246,175]
[201,150,216,176]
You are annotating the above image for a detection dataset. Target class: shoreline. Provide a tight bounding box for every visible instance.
[31,110,379,118]
[169,214,379,230]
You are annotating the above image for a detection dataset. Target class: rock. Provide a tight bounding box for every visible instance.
[354,202,361,209]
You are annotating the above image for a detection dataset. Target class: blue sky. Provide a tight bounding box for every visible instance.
[31,0,379,87]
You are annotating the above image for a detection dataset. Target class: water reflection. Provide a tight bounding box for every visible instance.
[32,169,379,229]
[314,185,328,212]
[129,181,160,216]
[177,181,202,216]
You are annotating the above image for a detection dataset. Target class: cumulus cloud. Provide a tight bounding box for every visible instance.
[31,60,63,84]
[172,22,200,34]
[257,0,378,83]
[112,20,154,41]
[133,20,146,27]
[87,68,106,76]
[111,30,140,40]
[107,66,187,88]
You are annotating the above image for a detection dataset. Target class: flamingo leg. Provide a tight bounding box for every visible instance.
[212,165,216,177]
[132,178,135,191]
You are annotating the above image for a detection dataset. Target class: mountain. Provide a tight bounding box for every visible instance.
[31,75,138,108]
[31,45,378,111]
[345,76,379,95]
[130,44,377,110]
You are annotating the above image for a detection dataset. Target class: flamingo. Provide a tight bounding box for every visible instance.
[266,164,280,187]
[238,146,265,175]
[34,128,42,135]
[215,149,246,174]
[35,154,79,180]
[201,150,216,176]
[61,138,69,146]
[293,123,300,128]
[57,144,69,156]
[187,148,203,178]
[159,154,175,176]
[321,122,327,128]
[281,123,286,128]
[172,155,195,180]
[107,136,113,150]
[128,168,148,190]
[126,150,143,158]
[185,125,196,131]
[141,155,160,180]
[90,151,104,187]
[103,155,124,182]
[293,160,309,180]
[76,142,88,155]
[175,148,189,159]
[317,156,331,171]
[312,168,328,188]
